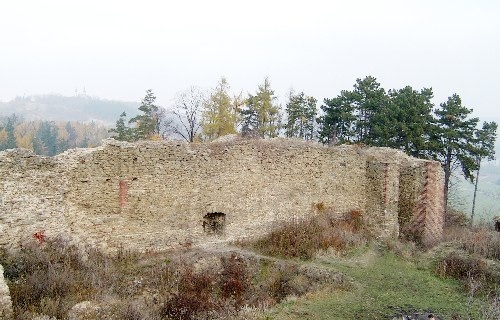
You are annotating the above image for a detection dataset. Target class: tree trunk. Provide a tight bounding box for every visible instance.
[470,163,481,226]
[443,148,452,213]
[443,169,450,213]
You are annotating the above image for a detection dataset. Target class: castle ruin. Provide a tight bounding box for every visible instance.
[0,138,444,252]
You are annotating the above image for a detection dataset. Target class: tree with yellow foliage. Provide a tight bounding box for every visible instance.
[202,77,238,140]
[240,77,281,138]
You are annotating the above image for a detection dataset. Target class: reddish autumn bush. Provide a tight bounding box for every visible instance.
[161,267,221,319]
[219,253,250,310]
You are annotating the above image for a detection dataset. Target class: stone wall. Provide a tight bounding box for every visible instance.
[399,161,445,246]
[0,138,444,252]
[0,264,13,319]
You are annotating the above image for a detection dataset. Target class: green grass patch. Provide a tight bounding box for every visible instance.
[267,249,481,319]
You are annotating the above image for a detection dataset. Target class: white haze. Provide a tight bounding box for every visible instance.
[0,0,499,122]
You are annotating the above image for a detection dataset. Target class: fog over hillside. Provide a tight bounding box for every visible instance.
[0,94,139,126]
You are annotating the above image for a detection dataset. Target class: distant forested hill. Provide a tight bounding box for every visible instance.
[0,94,139,125]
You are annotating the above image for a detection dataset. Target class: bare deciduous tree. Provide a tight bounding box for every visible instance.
[156,107,176,140]
[169,86,206,142]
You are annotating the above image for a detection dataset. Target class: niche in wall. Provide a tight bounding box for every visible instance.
[203,212,226,235]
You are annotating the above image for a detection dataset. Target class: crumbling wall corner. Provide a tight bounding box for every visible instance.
[0,264,13,320]
[399,161,444,247]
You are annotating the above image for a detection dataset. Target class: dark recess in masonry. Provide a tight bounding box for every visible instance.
[203,212,226,235]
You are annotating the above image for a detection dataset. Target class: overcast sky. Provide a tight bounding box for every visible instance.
[1,0,499,121]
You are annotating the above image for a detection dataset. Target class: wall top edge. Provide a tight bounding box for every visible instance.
[0,136,439,167]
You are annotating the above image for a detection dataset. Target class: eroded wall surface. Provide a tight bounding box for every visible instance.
[0,138,444,251]
[399,161,445,246]
[0,264,13,319]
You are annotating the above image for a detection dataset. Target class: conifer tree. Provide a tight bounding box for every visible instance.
[33,121,58,156]
[129,89,162,140]
[110,112,134,141]
[242,77,281,138]
[4,114,18,149]
[65,122,78,148]
[317,92,356,145]
[317,76,387,145]
[350,76,388,144]
[378,86,435,157]
[239,94,260,137]
[285,91,317,140]
[430,94,480,211]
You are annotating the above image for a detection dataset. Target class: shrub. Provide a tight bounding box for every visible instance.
[219,253,250,310]
[161,266,221,319]
[435,253,489,281]
[261,262,301,302]
[160,253,253,319]
[253,210,366,259]
[434,251,500,296]
[1,236,344,319]
[1,238,93,319]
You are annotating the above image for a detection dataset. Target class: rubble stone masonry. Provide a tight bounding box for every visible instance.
[0,137,444,252]
[0,264,13,319]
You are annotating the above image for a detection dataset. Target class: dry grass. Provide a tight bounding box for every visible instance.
[1,238,99,318]
[252,210,366,260]
[432,221,500,318]
[482,289,500,320]
[435,252,490,281]
[4,211,496,319]
[383,238,419,260]
[434,253,500,319]
[0,211,500,320]
[443,224,500,261]
[0,237,344,319]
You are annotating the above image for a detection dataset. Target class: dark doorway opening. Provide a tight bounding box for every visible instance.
[203,212,226,235]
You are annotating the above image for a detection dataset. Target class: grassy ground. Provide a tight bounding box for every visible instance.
[266,247,481,319]
[2,213,498,319]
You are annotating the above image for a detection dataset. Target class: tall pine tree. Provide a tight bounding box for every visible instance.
[351,76,388,144]
[430,94,479,211]
[317,92,356,145]
[317,76,387,145]
[240,94,260,137]
[378,86,435,157]
[33,121,58,156]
